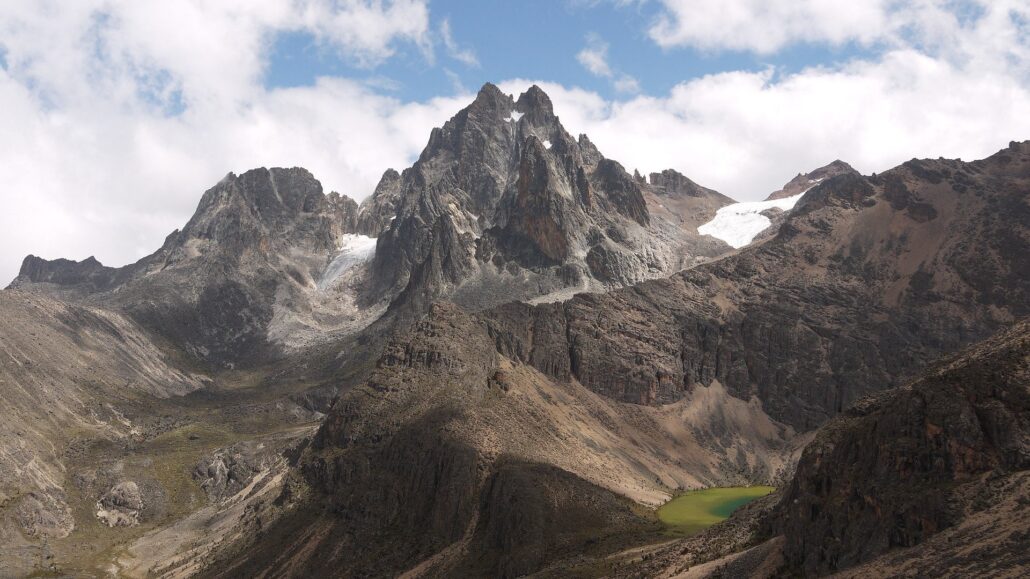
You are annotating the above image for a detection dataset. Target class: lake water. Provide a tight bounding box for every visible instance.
[657,486,775,536]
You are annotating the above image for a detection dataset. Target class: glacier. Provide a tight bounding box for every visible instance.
[318,234,378,289]
[697,191,807,249]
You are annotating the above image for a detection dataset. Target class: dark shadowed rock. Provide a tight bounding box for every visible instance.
[775,319,1030,576]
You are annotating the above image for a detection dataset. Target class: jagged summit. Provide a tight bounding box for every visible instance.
[467,81,510,113]
[365,82,732,312]
[514,84,556,123]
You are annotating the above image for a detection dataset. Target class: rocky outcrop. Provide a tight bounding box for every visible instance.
[194,444,267,503]
[648,168,736,225]
[775,319,1030,576]
[95,481,144,527]
[650,168,727,200]
[16,255,117,293]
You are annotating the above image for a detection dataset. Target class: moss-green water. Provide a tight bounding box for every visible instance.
[657,486,775,536]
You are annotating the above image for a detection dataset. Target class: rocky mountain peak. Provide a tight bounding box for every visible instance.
[12,254,115,291]
[515,84,556,126]
[357,168,402,236]
[11,82,735,367]
[765,159,859,200]
[469,82,512,115]
[363,82,731,312]
[177,166,354,260]
[649,168,733,204]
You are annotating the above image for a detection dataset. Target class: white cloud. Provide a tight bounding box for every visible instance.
[613,75,641,94]
[577,34,614,77]
[300,0,433,66]
[440,18,478,67]
[576,33,641,94]
[646,0,1030,59]
[648,0,891,53]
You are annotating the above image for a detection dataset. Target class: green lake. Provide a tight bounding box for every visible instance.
[657,486,776,535]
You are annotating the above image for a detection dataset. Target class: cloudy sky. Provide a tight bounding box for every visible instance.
[1,0,1028,284]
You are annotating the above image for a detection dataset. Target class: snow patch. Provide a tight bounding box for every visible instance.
[505,111,524,123]
[698,191,807,248]
[318,234,377,289]
[543,139,552,149]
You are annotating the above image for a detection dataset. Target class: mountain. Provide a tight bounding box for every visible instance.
[189,143,1029,576]
[360,83,733,313]
[11,167,362,366]
[0,84,740,575]
[480,142,1030,430]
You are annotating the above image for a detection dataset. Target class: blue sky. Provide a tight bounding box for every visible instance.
[0,0,1027,284]
[266,1,867,102]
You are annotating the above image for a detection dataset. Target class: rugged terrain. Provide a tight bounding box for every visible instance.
[1,84,1028,577]
[199,142,1029,576]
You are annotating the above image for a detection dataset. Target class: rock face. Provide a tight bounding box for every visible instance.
[775,319,1030,576]
[482,142,1030,429]
[356,168,401,236]
[648,168,736,223]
